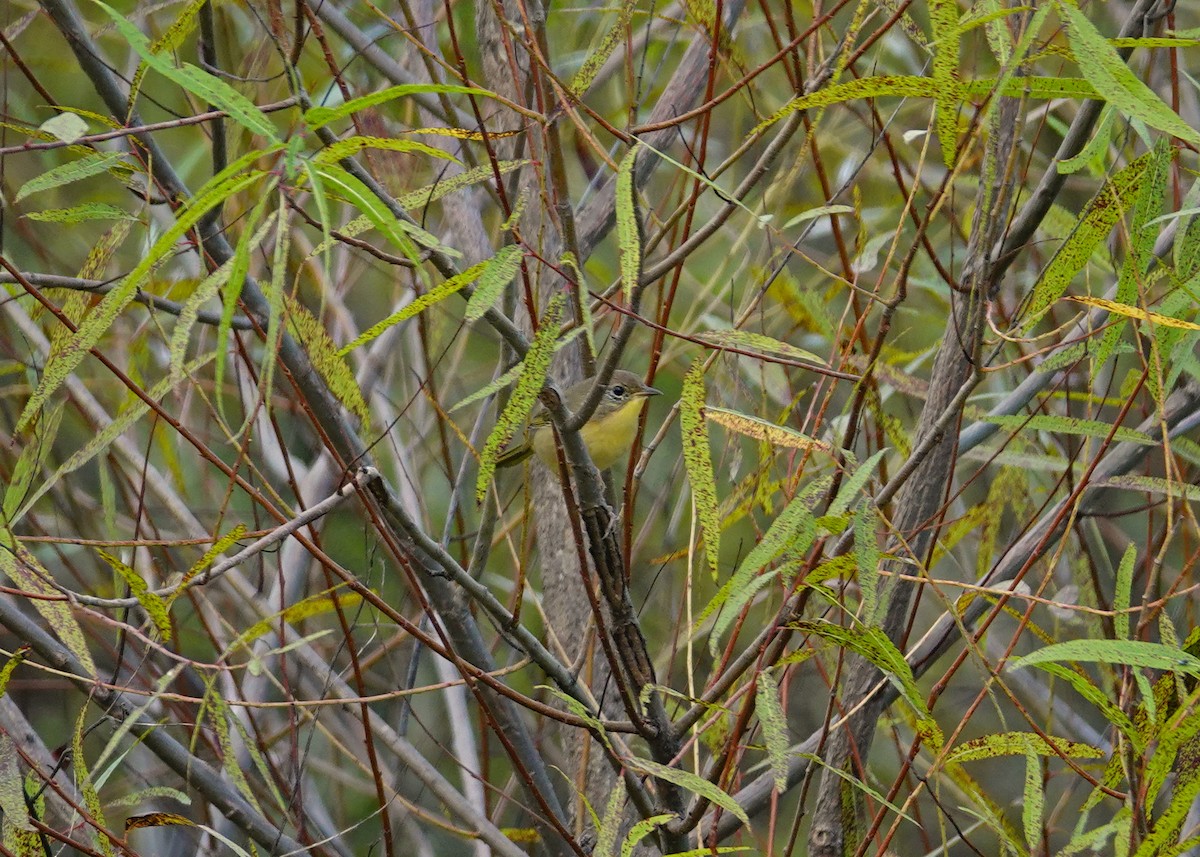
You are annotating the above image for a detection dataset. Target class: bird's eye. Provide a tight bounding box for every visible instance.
[611,385,627,398]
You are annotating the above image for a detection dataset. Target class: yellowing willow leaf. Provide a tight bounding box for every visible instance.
[930,0,962,166]
[338,258,491,355]
[680,361,721,580]
[1066,294,1200,331]
[464,244,524,322]
[615,144,642,305]
[1021,149,1153,331]
[475,294,565,502]
[570,0,639,96]
[705,407,830,451]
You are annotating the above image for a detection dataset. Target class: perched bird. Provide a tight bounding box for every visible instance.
[496,369,661,472]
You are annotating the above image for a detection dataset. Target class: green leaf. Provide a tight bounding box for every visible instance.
[312,163,425,262]
[680,361,721,580]
[782,204,855,228]
[981,413,1155,445]
[304,83,496,130]
[570,0,639,95]
[14,150,128,203]
[615,143,642,304]
[72,707,114,857]
[754,75,1100,134]
[0,646,28,699]
[0,536,96,675]
[92,1,278,142]
[25,203,137,223]
[310,136,459,166]
[396,160,530,210]
[1059,2,1200,147]
[169,525,247,608]
[475,294,565,502]
[464,244,524,322]
[756,670,790,793]
[97,551,171,641]
[799,620,943,750]
[1011,639,1200,676]
[1114,544,1136,640]
[695,329,826,365]
[855,503,882,625]
[287,296,370,424]
[11,352,216,525]
[702,480,821,650]
[225,591,364,655]
[2,403,63,524]
[214,192,277,425]
[930,0,962,166]
[338,258,491,355]
[593,778,627,857]
[15,160,271,435]
[828,448,887,516]
[1022,751,1045,853]
[0,735,33,839]
[620,814,675,857]
[944,731,1104,765]
[1028,661,1136,740]
[626,757,749,825]
[1022,148,1153,330]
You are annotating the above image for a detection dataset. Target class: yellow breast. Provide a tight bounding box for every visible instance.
[531,398,646,472]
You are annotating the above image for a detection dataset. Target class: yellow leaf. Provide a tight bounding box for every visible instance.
[706,407,831,451]
[1065,295,1200,331]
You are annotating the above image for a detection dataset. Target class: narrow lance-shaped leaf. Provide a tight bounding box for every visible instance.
[476,294,566,502]
[570,0,639,95]
[799,620,943,750]
[756,670,790,794]
[856,503,882,625]
[339,258,492,355]
[620,815,676,857]
[1022,751,1046,854]
[98,551,172,641]
[1011,639,1200,676]
[593,778,627,857]
[930,0,962,166]
[25,203,137,223]
[828,448,887,516]
[615,143,642,305]
[73,707,115,857]
[93,0,279,142]
[702,480,823,654]
[753,75,1100,134]
[1115,544,1136,640]
[16,160,273,434]
[943,731,1104,765]
[304,83,498,130]
[216,191,278,427]
[0,537,97,675]
[309,136,459,166]
[287,296,370,424]
[254,195,292,436]
[680,360,721,581]
[465,244,524,322]
[1092,139,1171,375]
[1018,146,1153,332]
[626,756,750,825]
[14,150,127,204]
[1059,2,1200,147]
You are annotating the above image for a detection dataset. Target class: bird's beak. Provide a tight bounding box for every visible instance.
[640,385,662,398]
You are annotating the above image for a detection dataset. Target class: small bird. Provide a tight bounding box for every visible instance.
[496,369,662,473]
